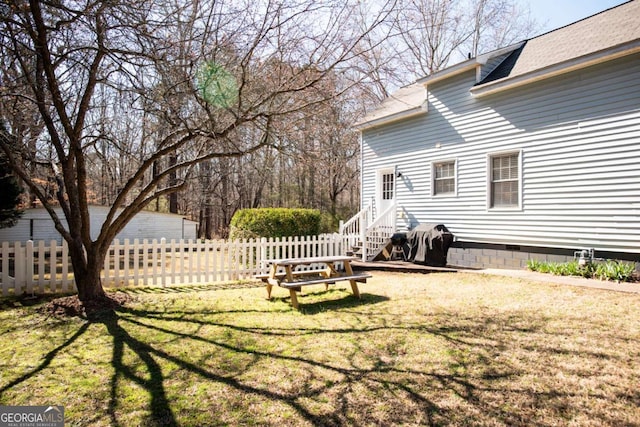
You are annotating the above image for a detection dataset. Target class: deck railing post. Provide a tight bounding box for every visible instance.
[360,210,367,261]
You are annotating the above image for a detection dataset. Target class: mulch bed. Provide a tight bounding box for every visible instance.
[38,292,133,319]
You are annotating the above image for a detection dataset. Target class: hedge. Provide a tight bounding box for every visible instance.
[229,208,321,239]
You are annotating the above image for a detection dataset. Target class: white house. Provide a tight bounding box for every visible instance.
[0,206,198,244]
[346,1,640,269]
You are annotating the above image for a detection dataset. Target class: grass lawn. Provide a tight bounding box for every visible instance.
[0,271,639,426]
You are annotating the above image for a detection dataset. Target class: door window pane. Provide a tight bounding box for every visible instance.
[382,173,394,200]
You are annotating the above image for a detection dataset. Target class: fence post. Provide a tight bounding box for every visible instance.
[131,239,139,287]
[14,242,24,294]
[187,239,194,284]
[25,240,34,294]
[48,241,57,293]
[338,221,344,257]
[123,239,130,288]
[36,240,45,293]
[360,210,367,262]
[61,241,70,292]
[170,239,178,285]
[260,237,266,271]
[231,238,239,280]
[113,239,120,287]
[1,241,9,296]
[143,239,149,286]
[160,238,166,287]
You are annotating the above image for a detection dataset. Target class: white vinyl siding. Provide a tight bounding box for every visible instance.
[360,53,640,253]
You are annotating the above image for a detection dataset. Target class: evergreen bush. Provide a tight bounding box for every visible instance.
[229,208,321,240]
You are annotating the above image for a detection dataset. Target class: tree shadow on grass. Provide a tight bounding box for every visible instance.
[100,310,178,427]
[0,297,472,425]
[0,322,91,397]
[110,308,451,426]
[0,305,533,426]
[99,307,348,427]
[118,281,264,295]
[295,292,389,315]
[3,290,635,426]
[98,301,552,426]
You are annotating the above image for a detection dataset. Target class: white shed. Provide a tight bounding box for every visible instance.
[0,206,198,244]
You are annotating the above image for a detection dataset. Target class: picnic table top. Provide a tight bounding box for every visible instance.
[265,255,358,266]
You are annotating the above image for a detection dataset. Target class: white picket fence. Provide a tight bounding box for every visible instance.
[0,234,344,296]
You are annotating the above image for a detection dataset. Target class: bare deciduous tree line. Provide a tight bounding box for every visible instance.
[0,0,537,303]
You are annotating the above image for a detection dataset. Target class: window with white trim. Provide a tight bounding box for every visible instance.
[432,160,456,196]
[489,152,520,208]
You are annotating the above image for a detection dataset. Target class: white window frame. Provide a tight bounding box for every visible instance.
[487,150,522,210]
[431,159,457,197]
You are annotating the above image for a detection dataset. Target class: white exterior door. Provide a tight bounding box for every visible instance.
[376,168,396,216]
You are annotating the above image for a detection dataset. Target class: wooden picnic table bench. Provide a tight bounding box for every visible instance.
[255,255,371,309]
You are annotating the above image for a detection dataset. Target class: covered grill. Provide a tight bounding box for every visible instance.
[390,232,409,260]
[405,224,454,267]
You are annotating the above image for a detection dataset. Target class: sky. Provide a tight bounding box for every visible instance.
[519,0,629,33]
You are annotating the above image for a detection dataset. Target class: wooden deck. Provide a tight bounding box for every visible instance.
[350,259,461,274]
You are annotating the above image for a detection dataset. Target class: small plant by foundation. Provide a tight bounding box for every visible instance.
[527,259,637,282]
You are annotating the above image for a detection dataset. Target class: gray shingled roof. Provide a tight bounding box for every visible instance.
[478,0,640,87]
[356,1,640,129]
[353,83,426,128]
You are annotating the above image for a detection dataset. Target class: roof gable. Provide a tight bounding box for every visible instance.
[474,0,640,94]
[356,1,640,128]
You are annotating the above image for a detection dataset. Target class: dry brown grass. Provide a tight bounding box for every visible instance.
[0,271,639,426]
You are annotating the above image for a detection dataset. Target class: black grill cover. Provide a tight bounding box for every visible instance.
[391,232,408,246]
[406,224,454,267]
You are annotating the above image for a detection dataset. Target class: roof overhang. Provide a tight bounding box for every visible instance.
[471,39,640,97]
[417,42,525,86]
[356,43,526,131]
[416,59,477,86]
[354,104,427,131]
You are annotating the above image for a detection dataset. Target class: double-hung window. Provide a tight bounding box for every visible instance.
[432,160,456,196]
[489,152,521,208]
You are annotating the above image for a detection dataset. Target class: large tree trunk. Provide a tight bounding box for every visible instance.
[169,155,178,214]
[68,239,108,304]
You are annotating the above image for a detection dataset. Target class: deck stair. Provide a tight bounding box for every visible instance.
[340,200,397,262]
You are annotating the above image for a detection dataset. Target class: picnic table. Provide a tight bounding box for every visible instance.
[255,255,371,309]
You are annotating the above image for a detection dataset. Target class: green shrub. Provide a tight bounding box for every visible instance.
[320,212,339,234]
[229,208,321,240]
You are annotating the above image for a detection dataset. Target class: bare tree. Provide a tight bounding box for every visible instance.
[390,0,539,79]
[0,0,394,307]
